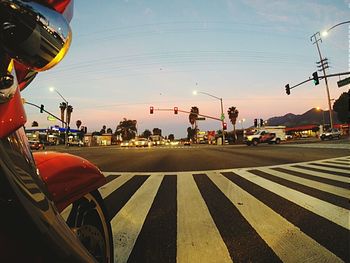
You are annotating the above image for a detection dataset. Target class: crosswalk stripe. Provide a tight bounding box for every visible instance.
[258,167,350,198]
[207,171,343,263]
[282,165,350,183]
[231,170,349,230]
[177,173,232,263]
[322,161,350,169]
[111,174,164,263]
[306,163,350,174]
[324,160,350,166]
[100,173,134,199]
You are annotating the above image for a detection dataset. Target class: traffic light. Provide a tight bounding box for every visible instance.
[174,107,178,114]
[223,122,227,130]
[254,118,257,127]
[285,84,290,95]
[260,119,263,127]
[150,106,154,114]
[40,104,44,113]
[312,71,319,85]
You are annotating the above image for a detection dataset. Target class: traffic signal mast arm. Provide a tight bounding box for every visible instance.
[287,71,350,90]
[25,101,67,125]
[151,107,222,121]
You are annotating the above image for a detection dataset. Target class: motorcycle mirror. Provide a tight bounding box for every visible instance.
[0,0,72,72]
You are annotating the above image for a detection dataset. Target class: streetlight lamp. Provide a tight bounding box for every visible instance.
[193,90,225,144]
[310,21,350,129]
[238,118,246,130]
[50,87,70,147]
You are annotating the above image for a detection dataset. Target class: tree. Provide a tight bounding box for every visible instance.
[141,129,152,138]
[31,121,39,127]
[115,118,137,140]
[153,128,162,136]
[107,128,113,134]
[333,91,349,123]
[189,106,199,142]
[100,125,106,134]
[76,120,82,129]
[168,134,175,141]
[227,106,239,142]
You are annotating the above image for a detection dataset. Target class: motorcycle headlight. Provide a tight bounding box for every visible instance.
[0,0,72,71]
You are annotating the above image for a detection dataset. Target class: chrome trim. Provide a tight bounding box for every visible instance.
[0,0,72,71]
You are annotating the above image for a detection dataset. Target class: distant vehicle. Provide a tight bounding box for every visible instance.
[183,140,191,146]
[320,128,341,140]
[134,138,150,147]
[120,140,131,147]
[285,134,293,140]
[67,140,84,147]
[29,140,45,150]
[245,126,286,146]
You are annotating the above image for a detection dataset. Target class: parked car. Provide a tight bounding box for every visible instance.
[29,140,45,150]
[320,128,341,140]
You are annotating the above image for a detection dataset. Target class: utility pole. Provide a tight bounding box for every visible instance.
[310,32,333,128]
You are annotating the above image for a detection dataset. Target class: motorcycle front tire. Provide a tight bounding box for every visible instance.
[66,190,114,263]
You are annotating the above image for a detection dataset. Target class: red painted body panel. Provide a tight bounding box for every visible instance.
[0,88,26,139]
[33,152,106,212]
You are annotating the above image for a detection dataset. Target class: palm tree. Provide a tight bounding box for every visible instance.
[100,125,106,134]
[76,120,82,129]
[31,121,39,127]
[227,106,239,141]
[189,106,199,142]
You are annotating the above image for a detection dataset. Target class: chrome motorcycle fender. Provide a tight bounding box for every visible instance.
[33,152,106,212]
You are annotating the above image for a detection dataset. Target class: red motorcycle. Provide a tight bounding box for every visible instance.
[0,1,113,262]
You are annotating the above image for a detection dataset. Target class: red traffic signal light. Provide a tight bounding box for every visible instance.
[174,107,178,114]
[150,106,154,114]
[223,122,227,130]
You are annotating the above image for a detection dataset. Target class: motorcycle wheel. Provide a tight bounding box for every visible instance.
[66,190,113,263]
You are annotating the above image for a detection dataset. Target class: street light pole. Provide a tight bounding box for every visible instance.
[310,32,333,129]
[193,90,225,145]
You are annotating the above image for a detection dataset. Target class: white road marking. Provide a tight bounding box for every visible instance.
[232,170,349,230]
[208,171,343,263]
[110,174,164,263]
[303,163,350,174]
[258,167,350,198]
[177,173,232,263]
[99,173,134,199]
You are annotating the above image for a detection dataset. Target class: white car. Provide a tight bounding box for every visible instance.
[320,128,341,140]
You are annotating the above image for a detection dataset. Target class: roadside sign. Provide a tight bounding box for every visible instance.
[196,117,206,121]
[337,77,350,88]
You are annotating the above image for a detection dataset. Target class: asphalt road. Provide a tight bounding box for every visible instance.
[50,139,350,172]
[49,139,350,262]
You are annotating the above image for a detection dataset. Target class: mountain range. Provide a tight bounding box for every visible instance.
[266,108,339,127]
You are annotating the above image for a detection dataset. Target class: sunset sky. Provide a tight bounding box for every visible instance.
[23,0,349,138]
